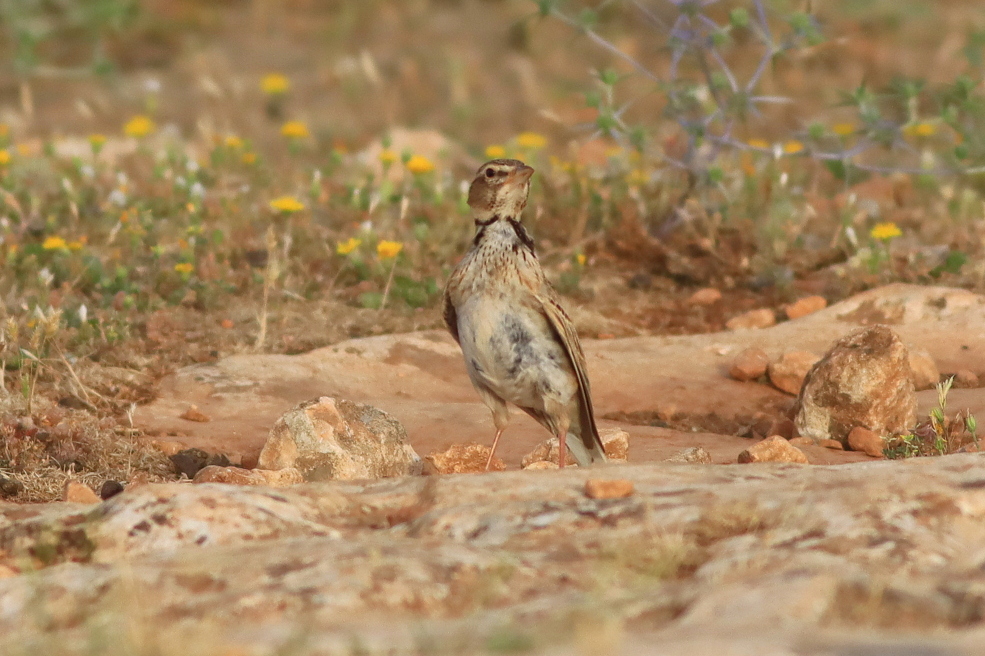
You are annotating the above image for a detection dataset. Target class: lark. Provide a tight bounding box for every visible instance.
[443,159,607,470]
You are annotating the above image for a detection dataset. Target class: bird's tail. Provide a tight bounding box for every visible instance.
[565,426,607,467]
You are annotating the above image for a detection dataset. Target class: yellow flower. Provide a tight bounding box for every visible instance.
[870,222,902,241]
[0,149,9,166]
[832,123,855,137]
[485,145,506,159]
[550,156,577,174]
[174,262,194,274]
[260,73,290,95]
[242,152,257,165]
[124,115,155,138]
[280,121,310,139]
[336,237,362,255]
[576,253,586,266]
[15,143,31,157]
[224,135,244,149]
[405,155,435,174]
[42,236,68,251]
[516,132,547,149]
[88,134,107,149]
[903,122,936,138]
[783,140,804,154]
[68,237,87,250]
[269,196,305,213]
[379,149,398,165]
[376,240,403,259]
[747,138,770,149]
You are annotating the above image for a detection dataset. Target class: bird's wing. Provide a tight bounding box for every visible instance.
[533,284,606,462]
[442,285,460,345]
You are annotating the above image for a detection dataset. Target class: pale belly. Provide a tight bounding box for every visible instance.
[456,294,576,410]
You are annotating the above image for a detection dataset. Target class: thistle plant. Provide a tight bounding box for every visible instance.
[536,0,985,223]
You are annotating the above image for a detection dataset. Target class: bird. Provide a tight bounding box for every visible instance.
[443,158,607,470]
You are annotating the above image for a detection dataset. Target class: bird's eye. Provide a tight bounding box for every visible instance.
[485,168,495,178]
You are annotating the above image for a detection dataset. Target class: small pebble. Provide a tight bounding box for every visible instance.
[726,308,776,331]
[784,295,827,320]
[738,435,809,464]
[847,427,885,458]
[729,347,770,382]
[426,443,505,474]
[688,287,722,306]
[584,479,634,499]
[768,350,820,395]
[100,480,125,500]
[63,481,100,504]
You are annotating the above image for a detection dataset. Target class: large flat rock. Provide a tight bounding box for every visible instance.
[135,284,985,464]
[2,455,985,654]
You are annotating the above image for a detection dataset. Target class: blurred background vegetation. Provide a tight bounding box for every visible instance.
[0,1,982,474]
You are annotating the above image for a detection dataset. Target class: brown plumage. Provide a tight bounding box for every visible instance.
[443,159,607,469]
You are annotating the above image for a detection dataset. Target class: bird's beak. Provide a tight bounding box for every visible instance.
[511,165,535,183]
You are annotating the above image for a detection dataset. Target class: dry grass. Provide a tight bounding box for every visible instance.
[0,396,174,503]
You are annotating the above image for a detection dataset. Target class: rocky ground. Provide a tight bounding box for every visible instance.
[136,283,985,466]
[1,282,984,655]
[2,457,985,655]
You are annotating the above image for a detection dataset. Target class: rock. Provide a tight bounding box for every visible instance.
[688,287,722,306]
[908,349,939,390]
[768,350,821,395]
[664,446,712,464]
[4,458,985,653]
[795,326,917,446]
[726,308,776,331]
[819,439,844,450]
[584,479,634,499]
[257,397,423,481]
[847,427,885,458]
[729,347,770,382]
[151,440,187,457]
[737,435,809,464]
[599,428,629,460]
[169,448,231,479]
[425,443,505,474]
[954,369,979,389]
[99,481,125,500]
[784,296,827,320]
[180,405,211,422]
[62,481,100,504]
[523,461,558,470]
[788,437,815,447]
[521,428,629,467]
[0,474,23,499]
[193,465,304,487]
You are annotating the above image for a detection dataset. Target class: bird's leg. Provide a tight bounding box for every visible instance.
[554,409,572,469]
[485,427,505,471]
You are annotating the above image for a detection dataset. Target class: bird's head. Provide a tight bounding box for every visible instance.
[467,159,534,224]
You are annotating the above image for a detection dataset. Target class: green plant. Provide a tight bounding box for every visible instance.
[884,376,979,458]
